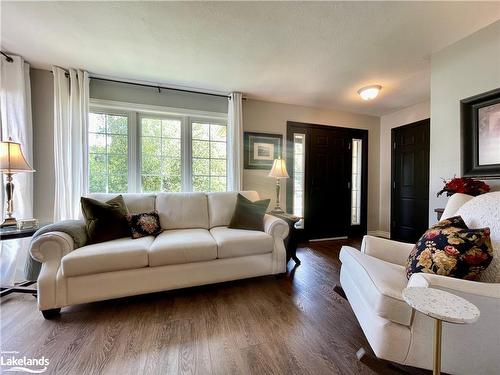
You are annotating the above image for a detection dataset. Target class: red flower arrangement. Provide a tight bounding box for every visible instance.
[437,177,490,197]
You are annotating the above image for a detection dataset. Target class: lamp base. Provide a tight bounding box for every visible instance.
[0,217,17,228]
[270,207,285,214]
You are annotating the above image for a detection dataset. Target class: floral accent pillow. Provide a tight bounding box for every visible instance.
[127,211,162,239]
[406,216,493,280]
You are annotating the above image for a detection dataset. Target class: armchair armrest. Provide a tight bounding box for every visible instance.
[263,214,289,239]
[30,231,75,263]
[361,235,414,266]
[408,273,500,299]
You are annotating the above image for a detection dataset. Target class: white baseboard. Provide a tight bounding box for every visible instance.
[367,230,391,239]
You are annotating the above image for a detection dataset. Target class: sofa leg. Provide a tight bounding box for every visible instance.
[356,347,366,360]
[41,308,61,320]
[275,272,287,279]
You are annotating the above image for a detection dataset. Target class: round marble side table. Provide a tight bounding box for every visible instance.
[402,287,480,375]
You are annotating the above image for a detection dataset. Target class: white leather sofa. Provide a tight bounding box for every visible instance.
[340,192,500,375]
[30,191,289,318]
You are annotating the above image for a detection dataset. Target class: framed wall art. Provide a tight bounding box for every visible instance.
[244,132,283,170]
[461,87,500,178]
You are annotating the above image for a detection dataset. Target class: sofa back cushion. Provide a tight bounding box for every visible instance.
[156,192,209,229]
[207,191,260,228]
[88,193,156,214]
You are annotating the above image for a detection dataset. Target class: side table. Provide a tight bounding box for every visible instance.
[1,224,48,297]
[402,287,480,375]
[269,212,301,265]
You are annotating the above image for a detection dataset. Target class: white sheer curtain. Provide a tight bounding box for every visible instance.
[0,55,33,221]
[227,92,243,191]
[53,67,89,221]
[0,55,33,285]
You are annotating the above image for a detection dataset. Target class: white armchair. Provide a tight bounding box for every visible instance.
[340,192,500,375]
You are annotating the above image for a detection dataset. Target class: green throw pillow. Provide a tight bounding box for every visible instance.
[228,194,270,231]
[81,195,130,244]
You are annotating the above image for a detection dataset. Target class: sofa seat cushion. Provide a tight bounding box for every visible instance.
[148,229,217,266]
[62,236,153,277]
[210,227,273,259]
[340,246,412,326]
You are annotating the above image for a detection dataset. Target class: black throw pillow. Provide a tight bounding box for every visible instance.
[127,211,162,239]
[406,216,494,281]
[228,194,270,231]
[81,195,130,244]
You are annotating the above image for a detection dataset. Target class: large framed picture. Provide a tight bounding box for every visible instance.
[461,88,500,178]
[244,132,282,169]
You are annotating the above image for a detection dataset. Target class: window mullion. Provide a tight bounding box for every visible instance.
[128,111,138,193]
[183,116,192,192]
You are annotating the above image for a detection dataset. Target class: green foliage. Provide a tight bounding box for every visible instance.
[141,118,161,137]
[210,124,226,141]
[210,159,226,176]
[108,174,128,193]
[211,142,226,158]
[162,138,181,156]
[163,120,181,138]
[141,175,161,192]
[192,122,209,140]
[141,154,161,174]
[192,140,209,158]
[193,158,209,175]
[142,137,161,155]
[107,115,127,134]
[193,176,209,192]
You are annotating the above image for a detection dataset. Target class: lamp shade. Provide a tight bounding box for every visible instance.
[0,139,35,173]
[268,158,289,178]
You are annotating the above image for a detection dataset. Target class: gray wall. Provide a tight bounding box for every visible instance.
[430,20,500,224]
[31,68,54,222]
[90,79,228,113]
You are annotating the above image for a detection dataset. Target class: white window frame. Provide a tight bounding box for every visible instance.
[189,116,229,192]
[89,99,228,194]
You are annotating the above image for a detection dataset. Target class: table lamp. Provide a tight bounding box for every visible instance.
[268,158,289,214]
[0,138,35,227]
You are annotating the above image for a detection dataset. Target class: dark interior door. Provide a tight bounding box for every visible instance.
[307,127,351,239]
[391,119,430,242]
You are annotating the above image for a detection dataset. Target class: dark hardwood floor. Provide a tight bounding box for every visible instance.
[0,239,427,375]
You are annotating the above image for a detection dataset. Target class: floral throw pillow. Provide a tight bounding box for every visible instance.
[406,216,493,280]
[127,211,162,239]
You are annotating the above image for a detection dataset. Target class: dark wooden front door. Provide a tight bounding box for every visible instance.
[307,127,351,239]
[391,119,430,242]
[287,122,368,240]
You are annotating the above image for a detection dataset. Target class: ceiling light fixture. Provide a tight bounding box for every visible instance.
[357,85,382,101]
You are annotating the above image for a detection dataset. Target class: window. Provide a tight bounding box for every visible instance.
[292,133,306,218]
[140,116,182,192]
[351,138,362,225]
[191,121,227,192]
[88,104,227,194]
[88,112,129,193]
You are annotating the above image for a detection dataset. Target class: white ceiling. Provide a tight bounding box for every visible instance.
[2,1,499,116]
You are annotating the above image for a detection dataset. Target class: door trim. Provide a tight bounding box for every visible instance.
[286,121,368,238]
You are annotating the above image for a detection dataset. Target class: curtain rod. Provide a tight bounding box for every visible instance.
[0,51,13,63]
[91,77,231,99]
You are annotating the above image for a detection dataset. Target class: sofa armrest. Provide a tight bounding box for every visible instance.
[408,273,500,299]
[263,214,289,239]
[30,231,75,263]
[361,235,414,266]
